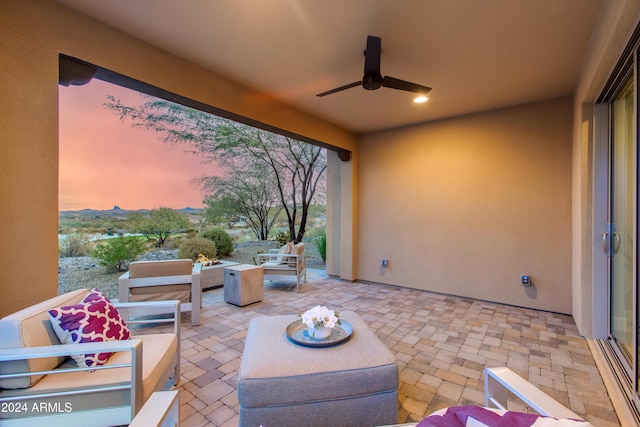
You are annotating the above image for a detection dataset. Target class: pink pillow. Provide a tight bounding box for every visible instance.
[48,296,131,368]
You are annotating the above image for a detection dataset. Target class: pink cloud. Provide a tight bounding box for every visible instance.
[59,79,216,210]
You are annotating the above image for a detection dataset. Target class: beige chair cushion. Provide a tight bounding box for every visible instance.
[279,243,292,255]
[289,243,305,268]
[127,259,194,303]
[0,289,89,389]
[1,334,177,403]
[277,242,293,265]
[128,259,193,278]
[129,285,191,303]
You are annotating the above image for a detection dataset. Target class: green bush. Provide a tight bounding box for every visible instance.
[58,233,92,257]
[201,227,234,257]
[178,237,217,261]
[91,236,147,271]
[163,234,185,249]
[272,231,290,247]
[311,229,327,262]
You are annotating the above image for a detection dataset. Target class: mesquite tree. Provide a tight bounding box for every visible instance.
[105,95,326,243]
[201,158,282,241]
[127,207,190,247]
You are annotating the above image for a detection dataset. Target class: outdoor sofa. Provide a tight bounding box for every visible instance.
[0,288,180,426]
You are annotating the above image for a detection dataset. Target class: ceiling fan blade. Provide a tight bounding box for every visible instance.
[316,81,362,97]
[382,76,432,95]
[364,35,382,76]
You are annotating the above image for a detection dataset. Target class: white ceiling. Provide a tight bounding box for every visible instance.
[56,0,603,134]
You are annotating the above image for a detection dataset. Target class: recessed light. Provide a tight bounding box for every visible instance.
[413,96,428,103]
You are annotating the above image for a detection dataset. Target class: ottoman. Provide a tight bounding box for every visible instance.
[237,311,399,427]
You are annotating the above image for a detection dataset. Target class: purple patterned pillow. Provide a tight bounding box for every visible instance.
[49,298,131,368]
[416,406,590,427]
[82,287,111,304]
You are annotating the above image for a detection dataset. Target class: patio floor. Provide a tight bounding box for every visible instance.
[141,269,620,427]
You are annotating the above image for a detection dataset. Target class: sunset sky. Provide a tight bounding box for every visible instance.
[58,79,215,211]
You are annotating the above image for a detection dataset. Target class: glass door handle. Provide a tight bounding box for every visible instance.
[603,231,622,255]
[613,232,621,254]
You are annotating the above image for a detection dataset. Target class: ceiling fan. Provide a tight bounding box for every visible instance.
[316,35,432,98]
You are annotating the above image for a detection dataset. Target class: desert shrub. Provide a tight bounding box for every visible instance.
[91,236,147,271]
[201,227,234,257]
[178,237,217,261]
[272,231,290,247]
[162,234,186,249]
[59,233,92,257]
[310,229,327,262]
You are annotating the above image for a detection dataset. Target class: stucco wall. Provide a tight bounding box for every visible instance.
[0,0,356,317]
[358,98,573,313]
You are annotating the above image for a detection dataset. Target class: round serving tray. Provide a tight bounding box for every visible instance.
[285,320,354,348]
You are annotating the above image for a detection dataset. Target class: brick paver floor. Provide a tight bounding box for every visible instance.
[139,269,620,426]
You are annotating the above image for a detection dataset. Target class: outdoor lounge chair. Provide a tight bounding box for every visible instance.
[129,390,179,427]
[257,242,307,292]
[119,259,202,326]
[394,367,588,426]
[0,289,180,427]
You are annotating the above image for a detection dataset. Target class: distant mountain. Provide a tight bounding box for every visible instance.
[59,207,204,217]
[178,207,204,214]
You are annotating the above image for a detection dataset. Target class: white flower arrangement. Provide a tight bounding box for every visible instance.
[300,305,341,337]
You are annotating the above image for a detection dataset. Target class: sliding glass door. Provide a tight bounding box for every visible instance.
[595,23,640,422]
[608,77,636,366]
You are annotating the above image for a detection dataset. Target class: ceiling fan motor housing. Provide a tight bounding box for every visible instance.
[363,74,383,90]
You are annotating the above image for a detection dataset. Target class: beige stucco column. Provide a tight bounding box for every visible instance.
[326,152,341,277]
[326,151,357,281]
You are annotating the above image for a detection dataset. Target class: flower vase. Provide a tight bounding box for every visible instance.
[309,326,332,339]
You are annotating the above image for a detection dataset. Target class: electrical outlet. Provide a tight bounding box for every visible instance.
[381,259,388,267]
[521,275,530,286]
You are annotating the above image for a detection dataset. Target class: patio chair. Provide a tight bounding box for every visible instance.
[395,367,587,427]
[129,390,179,427]
[119,259,202,326]
[257,242,307,292]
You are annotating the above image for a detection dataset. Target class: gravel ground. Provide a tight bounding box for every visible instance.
[59,241,326,300]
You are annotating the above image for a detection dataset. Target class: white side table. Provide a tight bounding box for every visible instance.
[224,264,264,306]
